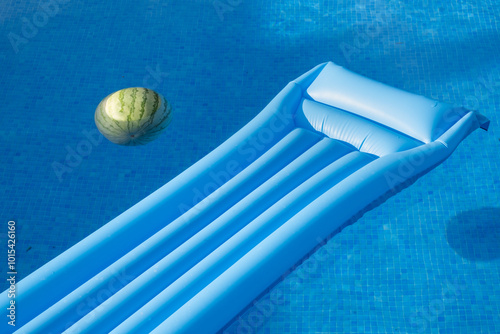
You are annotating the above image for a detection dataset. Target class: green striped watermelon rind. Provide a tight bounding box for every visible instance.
[94,87,173,146]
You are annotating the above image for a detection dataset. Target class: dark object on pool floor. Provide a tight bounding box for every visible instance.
[447,207,500,261]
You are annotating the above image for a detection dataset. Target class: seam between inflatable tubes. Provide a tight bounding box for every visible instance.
[217,155,447,334]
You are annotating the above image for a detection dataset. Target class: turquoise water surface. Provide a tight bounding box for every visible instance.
[1,0,499,333]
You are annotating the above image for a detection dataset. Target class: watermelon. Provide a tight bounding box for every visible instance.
[95,87,172,145]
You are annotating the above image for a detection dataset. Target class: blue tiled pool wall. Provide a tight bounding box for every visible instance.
[1,0,499,333]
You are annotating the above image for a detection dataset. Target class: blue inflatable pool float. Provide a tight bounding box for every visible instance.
[2,62,489,334]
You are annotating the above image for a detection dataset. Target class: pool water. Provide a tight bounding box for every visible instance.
[1,0,499,333]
